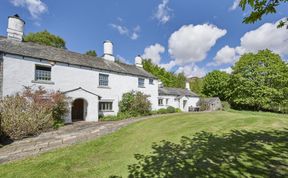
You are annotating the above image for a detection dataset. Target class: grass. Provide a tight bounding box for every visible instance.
[0,111,288,177]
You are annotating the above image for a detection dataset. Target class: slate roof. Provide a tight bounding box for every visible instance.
[0,36,156,79]
[159,87,198,97]
[203,97,221,104]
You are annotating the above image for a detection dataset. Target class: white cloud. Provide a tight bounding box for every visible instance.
[160,60,176,71]
[176,64,206,78]
[142,43,165,64]
[10,0,48,19]
[230,0,240,11]
[110,24,140,40]
[168,24,227,65]
[154,0,172,24]
[220,67,233,74]
[213,45,237,65]
[213,19,288,66]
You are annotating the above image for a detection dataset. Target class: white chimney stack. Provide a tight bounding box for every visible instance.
[135,55,143,68]
[185,81,191,91]
[7,14,25,42]
[103,40,115,62]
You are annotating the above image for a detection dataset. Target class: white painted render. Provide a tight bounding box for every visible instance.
[7,16,24,42]
[2,54,159,122]
[158,95,199,112]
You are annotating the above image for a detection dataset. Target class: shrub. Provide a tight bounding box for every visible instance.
[166,106,176,113]
[222,101,231,111]
[175,108,182,113]
[198,98,209,111]
[0,87,69,140]
[119,91,152,117]
[157,108,168,114]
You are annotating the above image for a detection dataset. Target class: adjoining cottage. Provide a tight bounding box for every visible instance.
[0,14,200,123]
[198,97,222,111]
[158,82,199,112]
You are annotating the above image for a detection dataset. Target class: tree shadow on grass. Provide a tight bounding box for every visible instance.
[125,129,288,178]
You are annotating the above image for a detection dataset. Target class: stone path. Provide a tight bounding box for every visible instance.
[0,114,171,164]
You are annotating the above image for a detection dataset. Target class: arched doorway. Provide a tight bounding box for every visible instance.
[71,98,86,122]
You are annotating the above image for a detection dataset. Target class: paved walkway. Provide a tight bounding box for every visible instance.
[0,114,169,164]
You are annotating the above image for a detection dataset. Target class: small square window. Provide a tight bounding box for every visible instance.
[99,74,109,87]
[149,79,154,85]
[158,99,163,106]
[99,102,113,111]
[138,78,145,88]
[35,65,51,81]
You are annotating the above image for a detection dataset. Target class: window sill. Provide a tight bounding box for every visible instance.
[98,86,111,89]
[138,86,145,88]
[31,80,55,85]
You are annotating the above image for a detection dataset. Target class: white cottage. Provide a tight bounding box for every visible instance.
[0,15,199,123]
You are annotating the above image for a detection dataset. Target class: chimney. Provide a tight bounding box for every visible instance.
[185,81,191,91]
[103,40,115,62]
[7,14,25,42]
[135,55,143,68]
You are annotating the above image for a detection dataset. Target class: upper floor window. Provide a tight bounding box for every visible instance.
[35,65,51,81]
[138,78,145,88]
[99,74,109,87]
[149,78,154,85]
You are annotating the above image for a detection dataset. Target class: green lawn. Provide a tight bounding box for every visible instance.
[0,111,288,178]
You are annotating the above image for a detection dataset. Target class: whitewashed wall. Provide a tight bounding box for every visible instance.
[158,95,199,112]
[2,54,159,118]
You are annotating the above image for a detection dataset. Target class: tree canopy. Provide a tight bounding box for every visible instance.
[85,50,97,57]
[24,30,66,49]
[202,71,230,101]
[143,59,186,89]
[189,77,204,95]
[227,49,288,111]
[239,0,288,28]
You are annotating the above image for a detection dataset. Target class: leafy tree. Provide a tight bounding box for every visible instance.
[239,0,288,28]
[189,77,204,95]
[85,50,97,57]
[143,59,186,88]
[202,71,230,100]
[227,49,288,111]
[24,30,66,49]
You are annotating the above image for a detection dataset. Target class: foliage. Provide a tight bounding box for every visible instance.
[24,30,66,49]
[119,91,152,117]
[227,50,288,111]
[197,98,210,111]
[0,87,69,140]
[143,59,186,88]
[166,106,176,113]
[221,101,231,111]
[202,70,230,100]
[157,106,178,114]
[189,77,203,95]
[99,112,135,121]
[239,0,288,28]
[85,50,97,57]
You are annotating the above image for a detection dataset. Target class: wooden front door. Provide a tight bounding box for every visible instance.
[72,99,84,122]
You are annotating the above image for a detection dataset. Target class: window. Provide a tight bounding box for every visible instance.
[158,99,163,106]
[99,102,113,111]
[99,74,109,87]
[149,79,154,85]
[138,78,145,88]
[35,65,51,81]
[166,99,169,105]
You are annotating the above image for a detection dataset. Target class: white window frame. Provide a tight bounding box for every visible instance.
[99,102,113,112]
[35,65,51,81]
[149,78,154,85]
[138,78,145,88]
[158,99,163,106]
[99,73,109,87]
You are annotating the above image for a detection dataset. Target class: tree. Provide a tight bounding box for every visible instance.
[202,71,230,100]
[85,50,97,57]
[189,77,204,95]
[227,49,288,111]
[239,0,288,28]
[142,59,186,89]
[24,30,66,49]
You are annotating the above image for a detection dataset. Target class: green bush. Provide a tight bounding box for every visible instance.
[175,108,182,113]
[0,87,69,140]
[157,108,168,114]
[166,106,176,113]
[222,101,231,111]
[119,91,152,117]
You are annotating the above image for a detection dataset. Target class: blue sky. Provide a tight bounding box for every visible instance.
[0,0,287,77]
